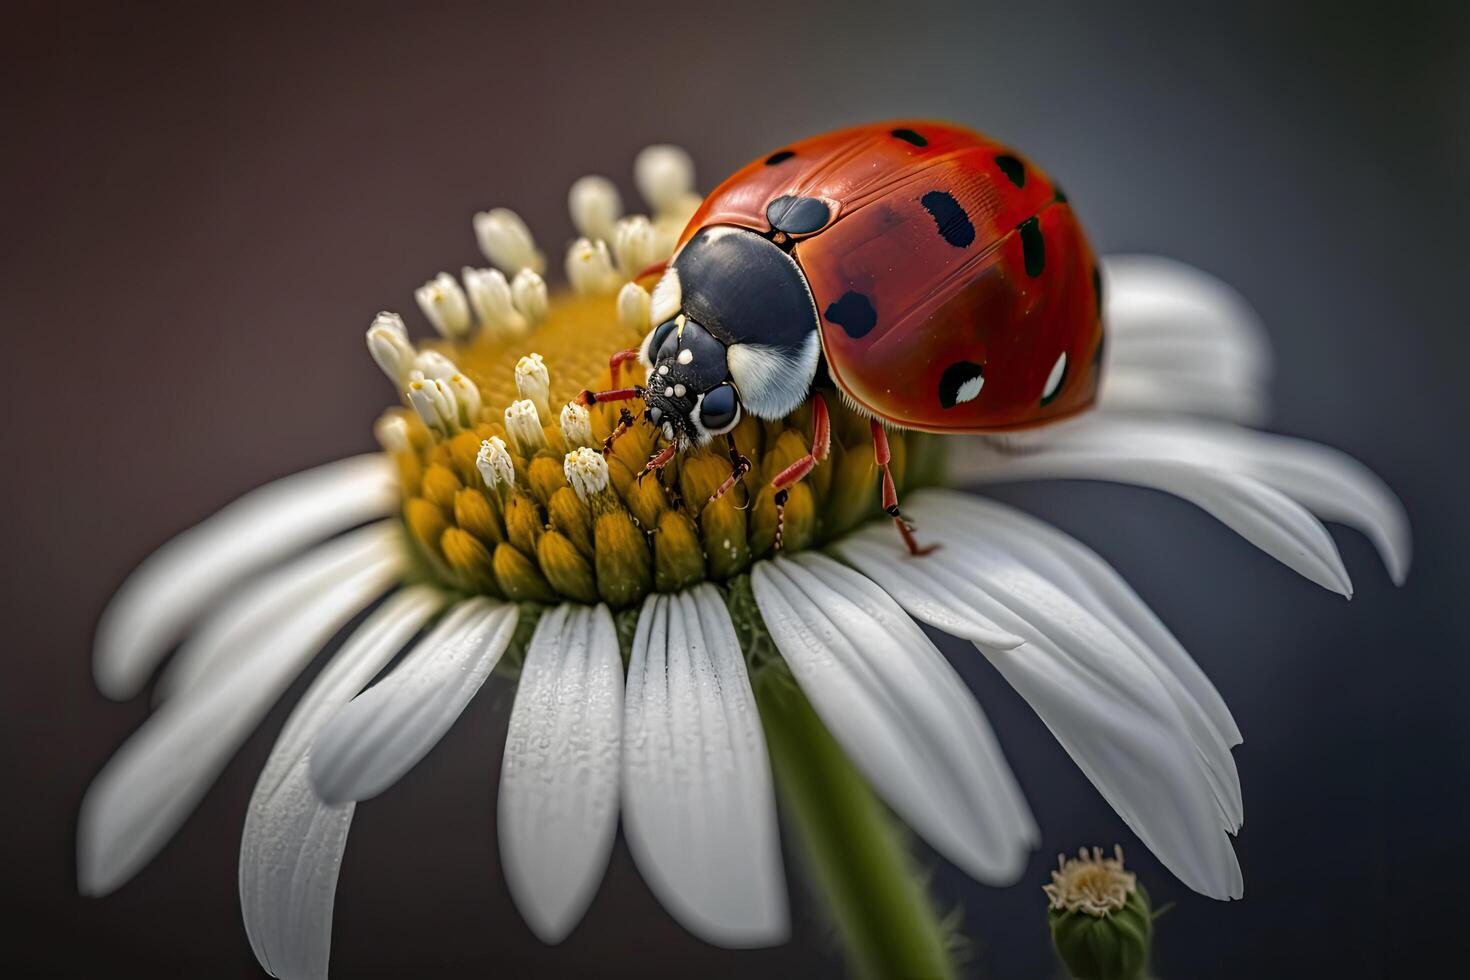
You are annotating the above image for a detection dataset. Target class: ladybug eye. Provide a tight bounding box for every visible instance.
[697,383,741,434]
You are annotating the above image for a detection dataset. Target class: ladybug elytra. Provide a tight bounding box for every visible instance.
[580,121,1104,554]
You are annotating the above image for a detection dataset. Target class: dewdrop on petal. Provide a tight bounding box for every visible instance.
[568,175,623,243]
[463,266,529,339]
[635,144,696,217]
[510,268,549,324]
[472,207,545,275]
[559,401,595,450]
[415,272,473,340]
[476,436,515,491]
[366,311,416,386]
[565,237,621,295]
[514,353,552,424]
[504,399,547,457]
[612,215,657,278]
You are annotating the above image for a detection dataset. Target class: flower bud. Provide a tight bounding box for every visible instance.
[374,412,412,454]
[594,510,652,609]
[547,486,593,558]
[565,237,621,295]
[463,266,528,339]
[1046,847,1152,980]
[503,492,544,556]
[476,436,515,492]
[510,268,549,324]
[514,353,552,424]
[568,174,623,243]
[420,463,462,514]
[366,312,416,386]
[440,527,495,592]
[611,214,657,277]
[616,281,652,334]
[408,378,459,436]
[404,497,448,551]
[537,530,598,604]
[453,487,503,545]
[526,455,569,507]
[415,272,473,340]
[412,349,460,380]
[654,511,703,593]
[446,374,482,427]
[492,541,556,603]
[504,399,547,457]
[564,447,618,513]
[473,207,545,275]
[559,400,596,451]
[634,144,695,217]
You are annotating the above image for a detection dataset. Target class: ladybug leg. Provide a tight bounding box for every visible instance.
[600,407,638,457]
[871,420,938,557]
[637,441,679,482]
[606,347,641,389]
[707,432,752,507]
[769,393,832,550]
[576,384,645,407]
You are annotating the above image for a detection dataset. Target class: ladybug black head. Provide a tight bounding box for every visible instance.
[638,226,823,443]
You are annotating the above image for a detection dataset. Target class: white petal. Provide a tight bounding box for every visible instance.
[751,556,1037,884]
[949,418,1355,596]
[845,490,1244,831]
[1101,255,1271,423]
[836,502,1243,899]
[240,587,444,980]
[76,552,403,898]
[153,523,400,702]
[498,604,623,943]
[621,585,788,947]
[94,455,397,700]
[309,599,517,804]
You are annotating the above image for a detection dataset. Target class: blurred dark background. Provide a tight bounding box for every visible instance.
[3,1,1466,976]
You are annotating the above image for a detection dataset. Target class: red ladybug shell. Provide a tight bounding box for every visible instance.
[675,121,1103,433]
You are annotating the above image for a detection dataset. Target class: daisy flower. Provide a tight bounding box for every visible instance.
[79,141,1408,979]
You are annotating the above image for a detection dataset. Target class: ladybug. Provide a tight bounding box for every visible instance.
[580,121,1103,554]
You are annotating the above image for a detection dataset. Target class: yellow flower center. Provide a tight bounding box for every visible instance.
[380,290,944,608]
[1044,846,1138,917]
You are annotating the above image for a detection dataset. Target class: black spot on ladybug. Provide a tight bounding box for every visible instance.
[995,154,1026,188]
[1018,216,1045,277]
[765,150,796,166]
[938,361,985,409]
[824,291,877,339]
[1092,266,1103,318]
[766,195,831,235]
[891,128,928,147]
[921,191,975,248]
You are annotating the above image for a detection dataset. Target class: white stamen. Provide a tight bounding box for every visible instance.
[473,207,546,275]
[510,269,549,324]
[649,267,682,325]
[413,349,460,380]
[447,374,482,427]
[568,175,623,243]
[476,436,515,490]
[677,348,694,365]
[463,266,529,340]
[415,272,473,340]
[612,214,657,277]
[565,237,621,295]
[559,401,595,450]
[564,446,609,502]
[635,144,696,218]
[373,412,412,453]
[504,398,546,456]
[514,353,552,424]
[366,311,416,386]
[673,384,686,397]
[408,378,459,435]
[617,281,652,333]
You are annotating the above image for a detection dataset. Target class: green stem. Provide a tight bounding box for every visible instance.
[755,665,956,980]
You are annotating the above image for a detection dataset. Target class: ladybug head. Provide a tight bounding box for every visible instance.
[639,314,742,447]
[638,225,823,446]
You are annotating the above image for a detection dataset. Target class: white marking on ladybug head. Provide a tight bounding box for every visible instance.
[955,372,985,405]
[1043,352,1068,401]
[649,267,682,326]
[725,331,821,420]
[663,386,675,397]
[677,348,694,365]
[673,383,686,397]
[662,422,675,440]
[658,364,669,375]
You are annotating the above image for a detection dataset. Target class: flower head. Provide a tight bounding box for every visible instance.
[79,140,1409,980]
